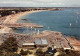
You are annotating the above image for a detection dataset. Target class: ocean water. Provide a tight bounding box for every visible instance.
[14,8,80,38]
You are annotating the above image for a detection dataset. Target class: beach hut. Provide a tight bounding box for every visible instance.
[22,43,35,48]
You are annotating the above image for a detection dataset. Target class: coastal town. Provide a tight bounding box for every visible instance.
[0,8,80,56]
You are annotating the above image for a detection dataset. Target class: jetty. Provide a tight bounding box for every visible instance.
[0,23,43,28]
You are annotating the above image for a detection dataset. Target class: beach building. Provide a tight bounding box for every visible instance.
[22,43,35,47]
[35,39,48,48]
[22,43,36,50]
[22,39,48,48]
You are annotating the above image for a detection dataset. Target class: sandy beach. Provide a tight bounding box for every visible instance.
[0,10,44,33]
[3,10,43,24]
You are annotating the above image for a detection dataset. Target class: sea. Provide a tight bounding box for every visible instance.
[13,8,80,38]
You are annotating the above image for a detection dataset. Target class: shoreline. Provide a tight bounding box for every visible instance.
[1,10,45,33]
[0,10,80,51]
[3,10,44,24]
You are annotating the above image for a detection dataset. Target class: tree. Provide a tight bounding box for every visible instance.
[0,50,5,56]
[0,37,18,53]
[35,48,45,56]
[20,49,30,55]
[57,49,80,56]
[45,54,51,56]
[11,53,21,56]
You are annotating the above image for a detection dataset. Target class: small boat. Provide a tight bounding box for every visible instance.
[70,23,72,27]
[22,19,27,21]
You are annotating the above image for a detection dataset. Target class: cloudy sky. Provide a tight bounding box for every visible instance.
[0,0,80,7]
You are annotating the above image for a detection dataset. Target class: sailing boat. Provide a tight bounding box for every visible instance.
[70,23,72,27]
[37,29,40,35]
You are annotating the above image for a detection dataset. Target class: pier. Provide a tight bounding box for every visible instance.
[0,23,43,28]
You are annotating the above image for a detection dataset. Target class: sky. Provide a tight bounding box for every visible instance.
[0,0,80,7]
